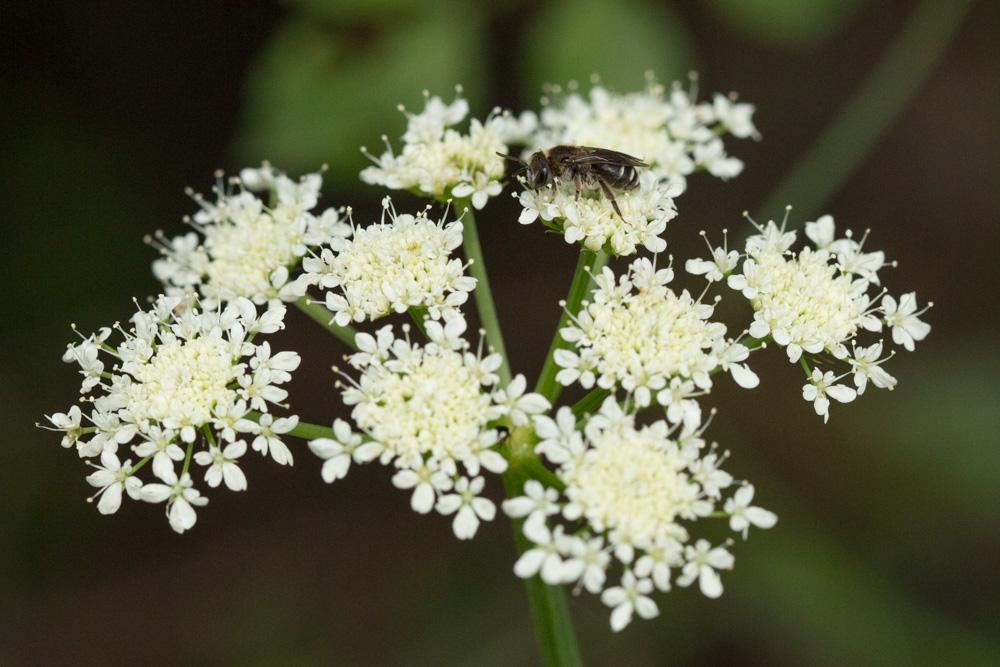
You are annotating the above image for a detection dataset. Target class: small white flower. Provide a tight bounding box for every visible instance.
[43,405,84,449]
[512,515,567,584]
[308,419,382,484]
[86,450,142,515]
[688,452,733,500]
[435,476,496,540]
[452,172,503,210]
[685,248,739,282]
[132,426,186,480]
[804,214,836,248]
[561,534,611,594]
[850,341,897,394]
[533,407,584,465]
[239,413,298,466]
[634,536,682,592]
[601,571,659,632]
[502,479,561,525]
[392,459,454,514]
[139,469,209,534]
[193,440,248,491]
[882,292,931,352]
[493,375,551,427]
[724,484,777,539]
[802,368,857,423]
[677,539,734,598]
[656,378,704,431]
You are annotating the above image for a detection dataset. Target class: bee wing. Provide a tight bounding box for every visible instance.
[568,147,649,168]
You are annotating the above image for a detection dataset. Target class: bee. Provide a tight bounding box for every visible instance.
[498,145,648,221]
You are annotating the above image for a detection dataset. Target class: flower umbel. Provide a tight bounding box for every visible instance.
[46,295,300,532]
[301,198,476,326]
[309,317,548,540]
[555,257,759,419]
[360,89,531,209]
[503,397,775,631]
[516,171,679,256]
[529,75,757,194]
[151,164,349,305]
[721,211,930,420]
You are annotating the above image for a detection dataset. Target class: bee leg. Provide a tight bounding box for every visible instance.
[574,176,582,201]
[597,177,625,222]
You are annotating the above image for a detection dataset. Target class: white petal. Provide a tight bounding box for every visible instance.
[452,505,480,540]
[513,549,546,578]
[96,484,123,514]
[609,603,633,632]
[222,462,247,491]
[411,483,436,514]
[729,363,759,389]
[699,566,723,598]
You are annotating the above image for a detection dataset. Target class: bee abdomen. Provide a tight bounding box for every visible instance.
[593,163,641,190]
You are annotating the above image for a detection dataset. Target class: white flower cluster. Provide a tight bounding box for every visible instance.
[517,171,679,256]
[44,295,301,532]
[151,164,350,305]
[503,397,775,631]
[302,198,476,325]
[555,258,759,426]
[360,90,533,209]
[530,76,757,193]
[709,213,931,422]
[512,76,755,256]
[308,317,549,540]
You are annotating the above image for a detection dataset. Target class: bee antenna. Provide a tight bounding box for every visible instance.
[496,152,527,167]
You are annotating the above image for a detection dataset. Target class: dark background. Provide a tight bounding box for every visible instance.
[3,1,999,665]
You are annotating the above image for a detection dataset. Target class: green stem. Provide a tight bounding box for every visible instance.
[501,429,581,667]
[294,297,358,350]
[535,250,605,403]
[408,307,429,338]
[271,416,336,441]
[457,200,512,385]
[571,387,611,419]
[181,439,194,477]
[758,0,974,219]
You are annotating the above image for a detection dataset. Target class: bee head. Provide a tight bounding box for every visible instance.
[528,151,551,188]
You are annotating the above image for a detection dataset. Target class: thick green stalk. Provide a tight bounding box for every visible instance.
[457,201,512,385]
[502,428,581,667]
[571,387,611,419]
[294,297,358,350]
[535,250,605,403]
[758,0,975,219]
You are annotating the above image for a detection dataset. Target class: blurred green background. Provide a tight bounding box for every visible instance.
[3,0,998,664]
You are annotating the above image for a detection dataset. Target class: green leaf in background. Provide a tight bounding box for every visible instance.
[707,0,869,49]
[520,0,696,95]
[285,0,439,22]
[238,11,488,185]
[835,340,1000,531]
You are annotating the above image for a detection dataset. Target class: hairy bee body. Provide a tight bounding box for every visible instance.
[499,145,648,220]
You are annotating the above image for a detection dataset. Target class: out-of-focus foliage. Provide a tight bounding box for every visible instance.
[240,9,488,183]
[520,0,695,94]
[708,0,871,48]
